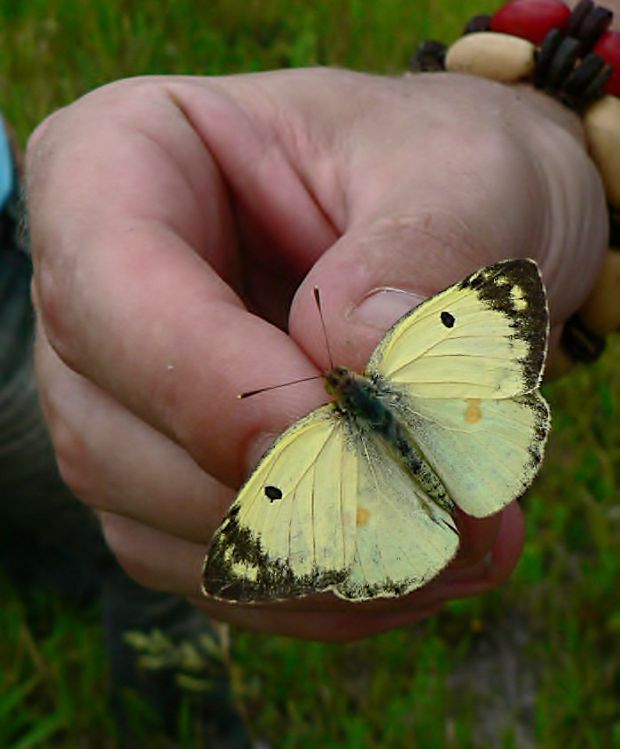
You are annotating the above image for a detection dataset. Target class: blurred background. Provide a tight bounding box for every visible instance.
[0,1,618,746]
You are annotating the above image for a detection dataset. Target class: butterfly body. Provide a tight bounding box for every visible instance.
[326,366,454,511]
[203,259,550,603]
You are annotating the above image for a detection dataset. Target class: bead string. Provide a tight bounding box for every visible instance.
[411,0,620,374]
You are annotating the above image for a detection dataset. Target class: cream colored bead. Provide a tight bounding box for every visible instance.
[584,96,620,210]
[579,249,620,334]
[445,32,536,83]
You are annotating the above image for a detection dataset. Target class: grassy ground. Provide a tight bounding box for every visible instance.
[1,0,619,747]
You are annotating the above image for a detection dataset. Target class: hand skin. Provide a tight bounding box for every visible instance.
[26,67,607,641]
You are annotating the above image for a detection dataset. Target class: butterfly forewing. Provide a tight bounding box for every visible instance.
[367,259,548,399]
[202,406,357,601]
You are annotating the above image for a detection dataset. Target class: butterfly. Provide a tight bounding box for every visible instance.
[202,258,550,603]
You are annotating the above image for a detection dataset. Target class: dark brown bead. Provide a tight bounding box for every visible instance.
[566,0,594,37]
[463,15,492,34]
[577,61,613,105]
[409,40,447,72]
[561,315,606,363]
[609,210,620,246]
[577,6,614,54]
[545,36,581,90]
[534,28,564,87]
[561,52,606,108]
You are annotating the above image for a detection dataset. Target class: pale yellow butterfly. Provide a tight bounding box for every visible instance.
[202,259,550,602]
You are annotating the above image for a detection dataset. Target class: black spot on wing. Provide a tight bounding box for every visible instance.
[440,311,455,328]
[459,259,548,390]
[264,485,283,502]
[202,511,347,602]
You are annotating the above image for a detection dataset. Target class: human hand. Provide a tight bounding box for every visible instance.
[26,67,607,640]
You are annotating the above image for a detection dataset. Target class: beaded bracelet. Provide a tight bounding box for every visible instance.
[411,0,620,375]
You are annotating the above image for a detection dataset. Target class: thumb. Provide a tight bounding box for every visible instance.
[289,90,606,369]
[289,211,535,373]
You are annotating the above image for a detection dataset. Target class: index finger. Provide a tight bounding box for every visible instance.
[27,78,336,487]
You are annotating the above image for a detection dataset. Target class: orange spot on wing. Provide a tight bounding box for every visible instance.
[356,507,371,526]
[464,398,482,424]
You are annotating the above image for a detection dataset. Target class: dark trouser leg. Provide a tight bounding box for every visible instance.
[0,125,251,748]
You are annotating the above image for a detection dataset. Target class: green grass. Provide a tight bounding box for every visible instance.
[0,582,113,747]
[0,0,495,140]
[1,0,619,747]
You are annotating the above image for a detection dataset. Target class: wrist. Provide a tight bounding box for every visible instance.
[411,0,620,375]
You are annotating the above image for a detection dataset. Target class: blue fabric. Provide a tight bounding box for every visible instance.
[0,116,15,210]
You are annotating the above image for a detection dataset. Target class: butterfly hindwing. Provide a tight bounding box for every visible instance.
[202,406,358,602]
[386,389,549,517]
[334,430,459,601]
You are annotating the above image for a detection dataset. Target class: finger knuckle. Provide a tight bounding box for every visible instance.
[51,416,97,503]
[99,513,155,588]
[33,263,77,364]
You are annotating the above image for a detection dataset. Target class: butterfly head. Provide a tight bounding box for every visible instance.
[324,366,353,397]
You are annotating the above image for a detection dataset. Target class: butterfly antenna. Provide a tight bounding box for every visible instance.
[313,286,335,370]
[239,287,332,399]
[238,374,322,399]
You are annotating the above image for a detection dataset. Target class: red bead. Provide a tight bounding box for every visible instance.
[491,0,571,45]
[593,31,620,97]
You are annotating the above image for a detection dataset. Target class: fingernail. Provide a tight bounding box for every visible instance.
[353,288,426,330]
[247,432,279,473]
